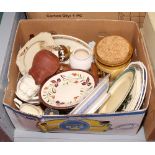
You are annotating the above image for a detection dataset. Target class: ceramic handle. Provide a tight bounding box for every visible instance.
[14,98,23,109]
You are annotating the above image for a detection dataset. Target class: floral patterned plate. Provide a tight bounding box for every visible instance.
[40,70,95,109]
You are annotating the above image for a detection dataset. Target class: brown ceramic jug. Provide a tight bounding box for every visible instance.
[29,50,60,85]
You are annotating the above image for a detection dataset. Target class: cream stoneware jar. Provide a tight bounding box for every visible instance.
[70,49,93,71]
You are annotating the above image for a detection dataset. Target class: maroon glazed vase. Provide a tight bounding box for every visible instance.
[29,50,60,85]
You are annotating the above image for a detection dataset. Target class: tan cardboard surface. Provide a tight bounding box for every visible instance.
[27,12,119,20]
[27,12,146,28]
[141,30,155,141]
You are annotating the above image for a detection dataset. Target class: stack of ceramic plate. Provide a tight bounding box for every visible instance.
[98,68,135,113]
[117,61,148,112]
[70,75,110,115]
[95,35,133,79]
[98,61,147,114]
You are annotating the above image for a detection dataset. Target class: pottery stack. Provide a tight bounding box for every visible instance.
[95,35,133,79]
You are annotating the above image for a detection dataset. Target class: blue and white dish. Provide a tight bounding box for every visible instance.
[70,75,110,115]
[119,61,147,111]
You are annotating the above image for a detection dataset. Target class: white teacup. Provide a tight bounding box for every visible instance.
[16,74,40,102]
[70,49,93,70]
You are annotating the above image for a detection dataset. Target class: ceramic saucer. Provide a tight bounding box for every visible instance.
[40,70,95,109]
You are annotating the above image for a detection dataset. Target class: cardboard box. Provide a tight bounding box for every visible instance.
[142,13,155,141]
[122,17,130,21]
[140,17,145,23]
[26,12,146,28]
[143,13,155,74]
[3,19,153,136]
[26,12,119,20]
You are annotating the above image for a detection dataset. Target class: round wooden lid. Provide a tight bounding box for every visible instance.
[95,36,133,67]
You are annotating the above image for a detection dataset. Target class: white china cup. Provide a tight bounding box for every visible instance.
[70,49,93,71]
[16,74,40,102]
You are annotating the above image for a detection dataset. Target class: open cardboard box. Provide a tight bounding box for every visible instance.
[3,19,154,135]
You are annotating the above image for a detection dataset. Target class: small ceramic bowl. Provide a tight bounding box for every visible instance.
[70,49,93,71]
[20,104,44,116]
[14,98,44,116]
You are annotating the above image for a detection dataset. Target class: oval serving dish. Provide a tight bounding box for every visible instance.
[98,68,135,113]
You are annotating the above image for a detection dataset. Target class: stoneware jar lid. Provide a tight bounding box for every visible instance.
[95,35,133,67]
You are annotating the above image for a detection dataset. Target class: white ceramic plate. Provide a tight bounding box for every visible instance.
[83,93,110,114]
[123,68,142,111]
[52,34,92,54]
[69,75,110,115]
[123,62,147,111]
[16,33,92,75]
[134,62,148,110]
[52,34,92,64]
[19,104,44,116]
[98,68,135,113]
[40,70,95,109]
[16,32,56,75]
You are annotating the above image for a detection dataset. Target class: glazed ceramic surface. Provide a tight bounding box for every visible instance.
[16,34,92,75]
[52,34,92,55]
[40,70,95,109]
[135,63,147,110]
[19,104,43,116]
[16,32,56,75]
[95,59,130,79]
[70,75,110,115]
[124,62,147,111]
[15,74,40,102]
[70,49,93,70]
[29,50,60,85]
[83,93,110,114]
[14,98,43,116]
[121,67,142,111]
[98,68,135,113]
